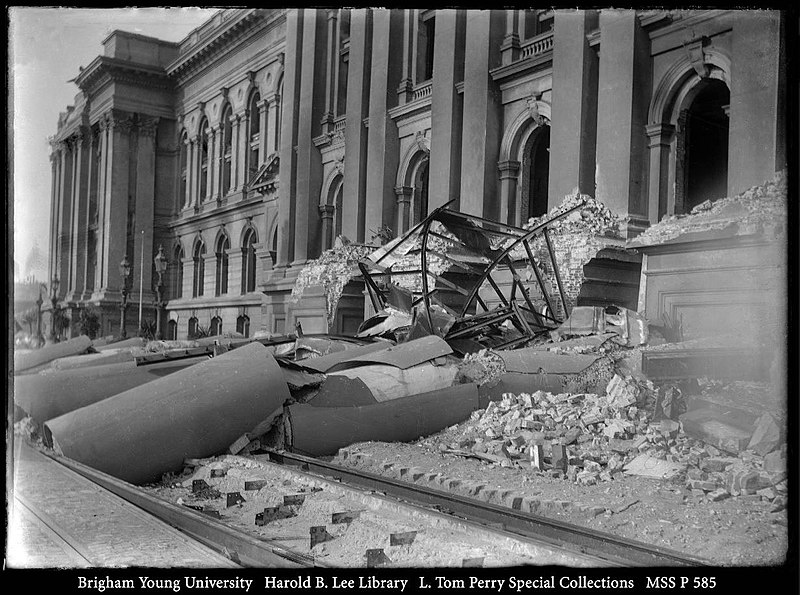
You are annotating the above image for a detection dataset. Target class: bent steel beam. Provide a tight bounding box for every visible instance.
[43,343,290,485]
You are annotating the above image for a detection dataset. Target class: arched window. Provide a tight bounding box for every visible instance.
[188,316,198,339]
[193,240,205,298]
[215,234,230,296]
[179,131,188,208]
[236,315,250,338]
[167,319,178,340]
[172,245,184,299]
[221,105,233,196]
[199,118,209,201]
[321,176,344,251]
[241,228,257,294]
[269,227,278,269]
[210,316,222,336]
[248,92,261,181]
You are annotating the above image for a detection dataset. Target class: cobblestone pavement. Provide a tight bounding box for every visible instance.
[8,440,239,568]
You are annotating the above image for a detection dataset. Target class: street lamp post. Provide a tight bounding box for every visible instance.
[36,284,45,347]
[119,255,132,339]
[153,244,168,340]
[49,277,60,342]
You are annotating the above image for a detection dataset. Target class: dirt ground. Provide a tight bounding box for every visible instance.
[331,431,788,567]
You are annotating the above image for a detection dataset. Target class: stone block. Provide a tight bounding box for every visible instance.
[708,488,730,502]
[747,413,781,456]
[763,450,786,473]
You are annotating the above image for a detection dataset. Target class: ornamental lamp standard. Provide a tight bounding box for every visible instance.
[153,244,168,340]
[36,283,45,347]
[49,276,60,342]
[119,255,132,339]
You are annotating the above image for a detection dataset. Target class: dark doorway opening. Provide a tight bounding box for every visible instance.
[684,79,729,211]
[525,126,550,220]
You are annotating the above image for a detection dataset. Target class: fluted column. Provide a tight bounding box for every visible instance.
[365,9,404,241]
[396,10,415,103]
[68,129,89,301]
[100,110,132,295]
[321,8,339,134]
[293,8,327,263]
[57,141,73,297]
[265,93,279,156]
[133,116,158,305]
[276,9,304,269]
[48,150,59,286]
[183,136,193,210]
[229,114,241,194]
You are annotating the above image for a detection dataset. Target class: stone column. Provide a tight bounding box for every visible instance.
[645,123,675,224]
[429,9,466,210]
[594,9,651,236]
[57,141,73,296]
[205,128,215,202]
[293,8,327,263]
[81,130,97,299]
[183,136,193,210]
[229,114,241,194]
[500,9,521,65]
[394,185,413,234]
[94,122,108,291]
[258,100,268,167]
[210,125,222,202]
[321,8,339,134]
[100,111,132,296]
[226,246,241,295]
[238,111,251,193]
[497,160,520,226]
[460,10,504,218]
[396,9,415,103]
[48,151,59,285]
[277,9,304,268]
[365,9,404,241]
[728,11,784,196]
[549,9,599,205]
[69,129,90,301]
[265,93,279,156]
[319,204,335,250]
[133,116,158,306]
[342,8,372,242]
[188,137,199,209]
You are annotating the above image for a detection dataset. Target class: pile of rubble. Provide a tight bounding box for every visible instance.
[428,371,787,510]
[632,170,787,246]
[290,238,376,327]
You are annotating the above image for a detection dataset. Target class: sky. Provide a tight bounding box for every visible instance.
[9,7,220,283]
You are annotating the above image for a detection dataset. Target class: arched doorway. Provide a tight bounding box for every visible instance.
[412,157,430,226]
[521,125,550,220]
[679,79,729,212]
[167,319,177,340]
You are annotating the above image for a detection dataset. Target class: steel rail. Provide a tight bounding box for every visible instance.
[259,449,708,568]
[44,451,322,568]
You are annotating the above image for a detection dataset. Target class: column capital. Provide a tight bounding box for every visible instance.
[138,116,160,138]
[318,204,335,218]
[645,123,676,148]
[497,160,521,177]
[394,185,413,201]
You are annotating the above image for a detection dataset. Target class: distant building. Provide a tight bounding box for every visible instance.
[47,9,786,340]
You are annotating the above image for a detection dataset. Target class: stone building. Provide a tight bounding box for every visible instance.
[47,9,786,340]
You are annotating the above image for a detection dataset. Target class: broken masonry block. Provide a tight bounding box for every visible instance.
[756,487,776,500]
[763,450,786,473]
[389,531,417,546]
[193,479,211,494]
[366,548,391,568]
[244,480,270,491]
[529,444,545,470]
[708,488,730,502]
[210,468,227,478]
[562,428,582,445]
[310,526,335,548]
[747,413,782,456]
[283,494,306,506]
[700,457,737,473]
[551,444,568,472]
[577,471,598,486]
[332,510,363,524]
[226,492,245,508]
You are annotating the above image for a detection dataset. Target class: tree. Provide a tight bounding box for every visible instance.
[20,308,38,335]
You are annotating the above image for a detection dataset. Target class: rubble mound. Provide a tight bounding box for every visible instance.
[291,239,376,326]
[455,349,506,386]
[633,170,787,246]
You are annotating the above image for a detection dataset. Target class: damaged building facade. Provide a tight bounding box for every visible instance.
[46,9,786,340]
